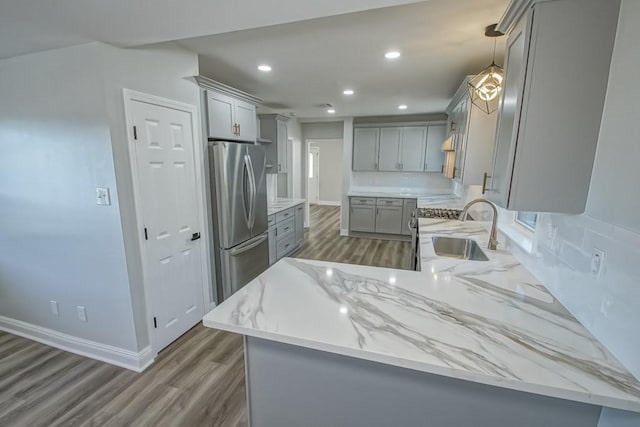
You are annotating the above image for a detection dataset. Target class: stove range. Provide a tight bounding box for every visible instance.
[417,208,463,220]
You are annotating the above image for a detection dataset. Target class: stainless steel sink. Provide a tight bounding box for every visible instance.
[431,236,489,261]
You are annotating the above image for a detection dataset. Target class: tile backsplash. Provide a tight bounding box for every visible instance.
[350,171,453,194]
[507,212,640,379]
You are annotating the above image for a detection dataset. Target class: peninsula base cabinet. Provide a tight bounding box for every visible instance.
[268,203,304,265]
[349,197,416,238]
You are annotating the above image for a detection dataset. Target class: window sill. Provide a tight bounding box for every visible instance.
[498,221,535,254]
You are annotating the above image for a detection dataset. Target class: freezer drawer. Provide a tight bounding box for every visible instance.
[218,232,269,301]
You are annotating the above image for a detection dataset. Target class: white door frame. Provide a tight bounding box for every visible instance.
[122,89,211,355]
[304,139,342,223]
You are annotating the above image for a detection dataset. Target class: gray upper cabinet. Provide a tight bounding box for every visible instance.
[259,114,289,173]
[353,124,443,173]
[207,92,236,141]
[424,125,446,173]
[488,0,620,213]
[195,76,261,143]
[353,128,380,171]
[444,80,497,185]
[378,128,402,171]
[400,127,427,172]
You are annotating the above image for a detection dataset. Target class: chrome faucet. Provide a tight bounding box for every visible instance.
[459,198,499,250]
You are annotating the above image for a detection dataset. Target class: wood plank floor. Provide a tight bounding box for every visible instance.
[293,204,412,270]
[0,204,410,426]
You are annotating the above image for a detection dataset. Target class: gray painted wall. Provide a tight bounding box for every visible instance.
[0,42,200,353]
[309,140,343,203]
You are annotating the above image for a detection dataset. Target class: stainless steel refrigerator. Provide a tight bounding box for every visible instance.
[208,141,269,302]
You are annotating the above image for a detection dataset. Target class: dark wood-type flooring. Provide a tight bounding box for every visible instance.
[0,204,410,426]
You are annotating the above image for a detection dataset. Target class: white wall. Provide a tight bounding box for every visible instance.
[309,140,343,204]
[0,41,201,361]
[498,3,640,423]
[0,43,139,351]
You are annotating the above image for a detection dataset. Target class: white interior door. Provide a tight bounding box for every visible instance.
[308,146,320,204]
[130,99,205,352]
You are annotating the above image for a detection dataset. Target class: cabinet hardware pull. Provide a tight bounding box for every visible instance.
[482,172,492,194]
[374,162,378,170]
[441,164,444,174]
[238,124,241,135]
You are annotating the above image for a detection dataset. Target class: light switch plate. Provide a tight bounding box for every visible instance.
[96,187,111,206]
[591,248,605,278]
[50,300,59,317]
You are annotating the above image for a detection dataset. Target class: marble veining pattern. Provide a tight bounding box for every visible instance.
[267,198,306,216]
[204,219,640,412]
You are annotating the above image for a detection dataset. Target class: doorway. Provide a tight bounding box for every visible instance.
[308,146,320,205]
[124,90,207,353]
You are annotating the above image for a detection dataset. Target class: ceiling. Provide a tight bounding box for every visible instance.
[178,0,509,119]
[0,0,423,60]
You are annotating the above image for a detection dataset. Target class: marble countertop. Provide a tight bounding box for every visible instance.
[348,190,450,199]
[416,193,463,208]
[203,218,640,412]
[267,198,306,216]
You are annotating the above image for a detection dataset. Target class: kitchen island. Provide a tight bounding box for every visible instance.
[203,217,640,427]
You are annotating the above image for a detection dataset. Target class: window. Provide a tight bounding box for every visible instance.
[515,212,538,231]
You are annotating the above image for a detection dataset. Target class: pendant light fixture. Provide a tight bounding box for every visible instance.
[468,24,504,115]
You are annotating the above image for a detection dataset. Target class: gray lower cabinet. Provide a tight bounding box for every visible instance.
[349,197,376,232]
[401,199,417,236]
[349,197,415,237]
[294,204,304,245]
[269,203,304,265]
[375,205,403,234]
[268,215,276,265]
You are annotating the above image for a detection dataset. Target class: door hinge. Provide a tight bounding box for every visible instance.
[153,317,157,328]
[133,126,138,140]
[144,227,148,240]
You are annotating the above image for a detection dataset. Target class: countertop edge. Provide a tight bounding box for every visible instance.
[202,318,640,413]
[267,199,305,216]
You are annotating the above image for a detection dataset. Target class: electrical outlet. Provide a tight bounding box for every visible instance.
[77,306,87,322]
[50,300,59,317]
[96,187,111,206]
[590,249,605,277]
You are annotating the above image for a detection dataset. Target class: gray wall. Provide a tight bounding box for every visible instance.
[309,140,343,203]
[0,42,200,353]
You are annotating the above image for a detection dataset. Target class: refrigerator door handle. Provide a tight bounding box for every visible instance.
[230,234,268,256]
[245,154,257,229]
[242,155,252,229]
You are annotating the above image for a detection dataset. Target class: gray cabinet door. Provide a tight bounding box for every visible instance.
[350,204,376,233]
[276,120,288,173]
[399,127,427,172]
[353,128,380,171]
[425,125,446,172]
[378,127,402,171]
[401,199,417,236]
[294,204,304,245]
[268,225,276,265]
[207,91,236,140]
[234,100,257,143]
[375,206,402,234]
[489,16,527,208]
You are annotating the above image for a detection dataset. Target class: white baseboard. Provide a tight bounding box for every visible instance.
[0,315,155,372]
[317,200,341,206]
[340,228,349,236]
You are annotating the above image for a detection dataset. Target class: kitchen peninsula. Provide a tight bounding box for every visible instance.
[203,211,640,427]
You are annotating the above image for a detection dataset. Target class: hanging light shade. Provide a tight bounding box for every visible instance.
[468,24,505,115]
[468,62,504,114]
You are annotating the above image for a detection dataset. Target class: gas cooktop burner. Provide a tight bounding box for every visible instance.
[418,208,463,220]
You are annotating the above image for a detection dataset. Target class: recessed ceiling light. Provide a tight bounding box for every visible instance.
[398,104,408,110]
[327,109,336,114]
[385,51,401,59]
[258,64,272,72]
[343,89,354,96]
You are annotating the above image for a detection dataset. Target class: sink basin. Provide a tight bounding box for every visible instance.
[431,236,489,261]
